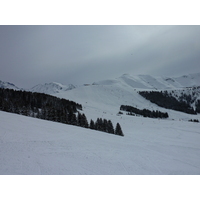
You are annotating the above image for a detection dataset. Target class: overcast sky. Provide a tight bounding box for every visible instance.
[0,25,200,88]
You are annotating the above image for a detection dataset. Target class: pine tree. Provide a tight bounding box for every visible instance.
[115,123,124,136]
[68,109,77,125]
[95,118,101,131]
[98,118,103,131]
[90,119,95,130]
[103,119,108,132]
[77,112,82,126]
[107,120,114,134]
[71,113,77,125]
[81,113,88,128]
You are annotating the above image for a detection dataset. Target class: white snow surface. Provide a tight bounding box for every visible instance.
[52,72,200,122]
[0,80,20,90]
[55,79,200,122]
[1,72,200,174]
[93,73,200,89]
[2,72,200,93]
[1,110,200,175]
[29,82,75,94]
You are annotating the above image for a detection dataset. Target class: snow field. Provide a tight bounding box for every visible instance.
[1,72,200,175]
[1,111,200,175]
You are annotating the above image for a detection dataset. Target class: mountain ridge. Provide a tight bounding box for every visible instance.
[1,72,200,94]
[93,72,200,90]
[53,72,200,122]
[29,82,76,95]
[0,80,21,90]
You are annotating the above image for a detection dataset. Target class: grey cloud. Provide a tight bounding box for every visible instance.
[0,25,200,88]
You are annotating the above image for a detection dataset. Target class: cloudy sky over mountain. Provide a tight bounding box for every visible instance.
[0,25,200,88]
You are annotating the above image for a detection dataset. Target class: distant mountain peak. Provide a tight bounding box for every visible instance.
[30,82,76,95]
[93,72,200,90]
[0,80,20,90]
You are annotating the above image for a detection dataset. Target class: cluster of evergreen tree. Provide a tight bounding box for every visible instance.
[120,105,169,119]
[0,88,82,122]
[90,118,124,136]
[0,88,124,136]
[188,119,199,123]
[139,91,197,114]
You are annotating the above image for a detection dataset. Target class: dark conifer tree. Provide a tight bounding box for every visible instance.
[103,119,108,132]
[77,112,82,126]
[90,119,95,130]
[98,118,103,131]
[107,120,114,134]
[68,109,74,124]
[71,113,77,125]
[95,118,100,130]
[81,113,89,128]
[115,123,124,136]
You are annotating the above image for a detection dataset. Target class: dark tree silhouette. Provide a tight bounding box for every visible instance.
[107,120,114,134]
[115,123,124,136]
[139,91,197,114]
[120,105,168,119]
[90,119,95,130]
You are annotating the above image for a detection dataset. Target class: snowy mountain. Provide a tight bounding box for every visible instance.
[2,72,200,94]
[0,80,20,90]
[54,72,200,122]
[1,72,200,120]
[93,73,200,89]
[30,82,75,94]
[1,72,200,175]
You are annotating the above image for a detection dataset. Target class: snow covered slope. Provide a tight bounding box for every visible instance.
[94,73,200,89]
[30,82,75,94]
[2,72,200,94]
[55,77,200,122]
[0,80,20,90]
[1,111,200,175]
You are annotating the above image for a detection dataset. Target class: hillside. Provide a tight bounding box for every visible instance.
[1,72,200,175]
[55,77,200,122]
[30,82,75,94]
[0,80,20,90]
[1,111,200,175]
[93,73,200,89]
[1,73,200,121]
[2,73,200,93]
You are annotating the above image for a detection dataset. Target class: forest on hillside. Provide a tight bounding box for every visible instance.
[139,91,199,114]
[0,88,124,136]
[120,105,169,119]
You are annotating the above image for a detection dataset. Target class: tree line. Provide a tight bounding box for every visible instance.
[120,105,169,119]
[64,111,124,136]
[90,117,124,136]
[139,91,197,114]
[0,88,124,136]
[188,119,199,123]
[0,88,82,121]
